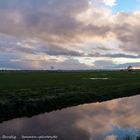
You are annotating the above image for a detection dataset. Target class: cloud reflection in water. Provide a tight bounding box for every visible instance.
[0,95,140,140]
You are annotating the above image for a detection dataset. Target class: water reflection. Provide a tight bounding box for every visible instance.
[0,95,140,140]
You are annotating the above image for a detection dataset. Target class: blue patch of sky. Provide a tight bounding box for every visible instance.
[113,0,140,13]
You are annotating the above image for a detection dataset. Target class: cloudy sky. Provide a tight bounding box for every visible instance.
[0,0,140,70]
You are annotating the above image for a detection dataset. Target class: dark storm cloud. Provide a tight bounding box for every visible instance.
[112,12,140,53]
[0,34,84,57]
[38,44,85,57]
[0,0,112,43]
[1,34,138,58]
[88,52,140,58]
[0,0,88,40]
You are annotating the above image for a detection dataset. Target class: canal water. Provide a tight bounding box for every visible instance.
[0,95,140,140]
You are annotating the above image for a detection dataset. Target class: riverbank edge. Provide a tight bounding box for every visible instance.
[0,88,139,123]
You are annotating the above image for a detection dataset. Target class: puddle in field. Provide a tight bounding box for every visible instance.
[0,95,140,140]
[90,77,109,80]
[83,77,109,80]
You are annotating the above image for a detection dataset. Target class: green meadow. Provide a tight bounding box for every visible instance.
[0,70,140,122]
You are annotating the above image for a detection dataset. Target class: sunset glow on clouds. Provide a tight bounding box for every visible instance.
[0,0,140,70]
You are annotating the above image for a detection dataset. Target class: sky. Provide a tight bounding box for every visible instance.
[0,0,140,70]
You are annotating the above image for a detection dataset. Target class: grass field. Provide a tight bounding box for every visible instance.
[0,70,140,122]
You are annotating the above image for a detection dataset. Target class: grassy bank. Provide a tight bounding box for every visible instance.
[0,70,140,122]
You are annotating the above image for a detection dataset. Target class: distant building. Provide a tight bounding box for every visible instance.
[127,66,133,71]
